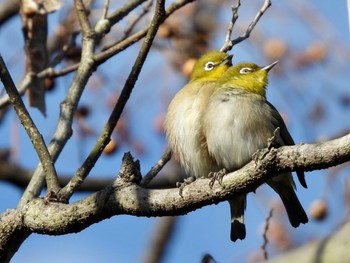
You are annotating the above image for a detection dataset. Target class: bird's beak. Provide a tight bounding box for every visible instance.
[221,54,233,66]
[261,60,279,72]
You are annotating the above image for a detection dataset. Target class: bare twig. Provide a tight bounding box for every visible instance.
[107,0,147,25]
[221,0,271,52]
[122,0,153,39]
[261,209,273,261]
[102,0,109,19]
[18,0,97,207]
[141,147,172,186]
[74,0,92,32]
[59,0,167,200]
[0,74,31,108]
[0,0,194,83]
[221,0,240,52]
[0,54,60,194]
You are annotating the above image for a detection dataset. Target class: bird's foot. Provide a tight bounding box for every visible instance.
[209,168,228,188]
[176,176,196,197]
[267,127,281,149]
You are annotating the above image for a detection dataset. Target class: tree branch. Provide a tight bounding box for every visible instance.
[221,0,271,52]
[141,147,172,186]
[33,0,195,79]
[0,54,60,195]
[107,0,147,25]
[58,0,167,201]
[221,0,240,52]
[17,0,97,207]
[5,133,350,234]
[1,132,349,261]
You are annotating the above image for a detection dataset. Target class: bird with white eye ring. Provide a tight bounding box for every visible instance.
[165,50,233,189]
[204,61,215,71]
[239,67,252,74]
[200,61,308,242]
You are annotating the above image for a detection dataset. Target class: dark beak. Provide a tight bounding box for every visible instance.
[221,54,233,66]
[261,60,279,72]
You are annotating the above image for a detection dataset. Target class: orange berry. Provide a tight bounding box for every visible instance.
[309,199,328,221]
[182,58,196,77]
[103,139,118,155]
[263,38,287,60]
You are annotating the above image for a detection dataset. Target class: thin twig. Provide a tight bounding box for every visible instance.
[141,147,172,186]
[221,0,271,52]
[0,73,30,108]
[221,0,240,52]
[59,0,167,200]
[74,0,92,32]
[261,208,273,261]
[102,0,109,19]
[2,0,194,82]
[18,0,97,207]
[108,0,147,25]
[122,0,153,39]
[0,54,60,194]
[0,0,196,120]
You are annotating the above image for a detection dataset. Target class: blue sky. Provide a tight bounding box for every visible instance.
[1,1,350,262]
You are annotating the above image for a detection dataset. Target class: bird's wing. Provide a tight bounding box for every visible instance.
[266,101,307,188]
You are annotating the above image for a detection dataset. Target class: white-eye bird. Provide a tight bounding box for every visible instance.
[201,61,308,241]
[165,50,232,179]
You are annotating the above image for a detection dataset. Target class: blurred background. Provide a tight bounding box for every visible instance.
[1,0,350,262]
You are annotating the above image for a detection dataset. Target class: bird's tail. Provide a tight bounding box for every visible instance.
[268,173,308,227]
[228,195,246,242]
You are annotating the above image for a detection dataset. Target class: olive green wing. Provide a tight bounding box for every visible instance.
[267,101,307,188]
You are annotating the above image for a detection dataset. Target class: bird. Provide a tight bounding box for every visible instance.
[201,61,308,241]
[165,50,232,179]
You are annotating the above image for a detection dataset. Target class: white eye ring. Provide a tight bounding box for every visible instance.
[204,61,215,71]
[239,67,252,74]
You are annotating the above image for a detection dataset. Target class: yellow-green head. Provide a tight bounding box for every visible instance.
[218,61,278,98]
[190,51,233,83]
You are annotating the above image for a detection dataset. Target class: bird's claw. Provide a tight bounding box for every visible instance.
[267,127,281,149]
[209,169,228,188]
[176,176,196,197]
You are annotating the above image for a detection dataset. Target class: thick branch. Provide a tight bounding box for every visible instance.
[7,133,350,235]
[0,133,349,260]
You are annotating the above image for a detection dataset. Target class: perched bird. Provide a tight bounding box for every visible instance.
[165,50,232,179]
[201,61,308,241]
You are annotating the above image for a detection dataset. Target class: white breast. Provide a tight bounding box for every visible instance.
[202,90,279,171]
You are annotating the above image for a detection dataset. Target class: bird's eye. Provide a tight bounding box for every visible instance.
[204,61,215,71]
[239,67,252,74]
